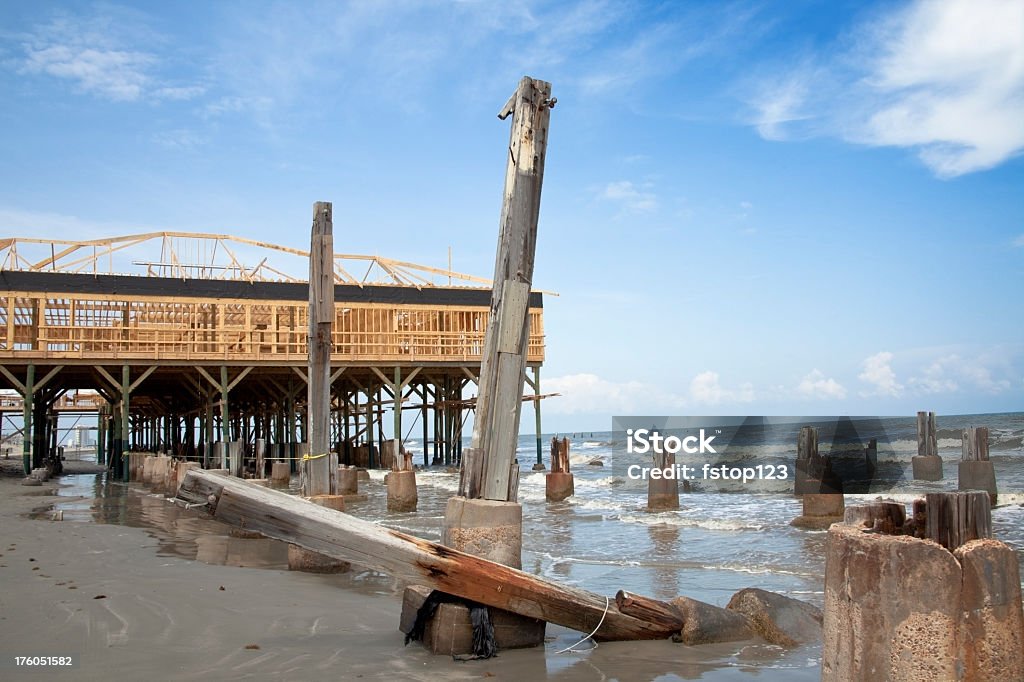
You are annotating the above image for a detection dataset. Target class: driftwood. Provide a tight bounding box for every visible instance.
[176,469,677,641]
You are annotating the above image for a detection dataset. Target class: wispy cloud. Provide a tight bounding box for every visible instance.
[749,0,1024,177]
[858,351,903,397]
[545,372,685,415]
[906,352,1014,395]
[1013,234,1024,247]
[152,129,206,151]
[13,8,204,103]
[600,180,658,213]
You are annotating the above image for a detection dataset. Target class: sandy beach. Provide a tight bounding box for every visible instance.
[0,459,821,681]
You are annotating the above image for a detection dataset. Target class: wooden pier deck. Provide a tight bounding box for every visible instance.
[0,233,548,476]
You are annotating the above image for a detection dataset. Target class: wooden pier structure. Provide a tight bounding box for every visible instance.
[0,233,547,477]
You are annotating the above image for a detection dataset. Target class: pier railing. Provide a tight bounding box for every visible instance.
[0,294,544,364]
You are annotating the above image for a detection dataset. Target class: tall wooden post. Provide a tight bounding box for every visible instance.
[96,408,106,465]
[121,364,130,482]
[304,201,333,497]
[22,364,34,475]
[460,76,554,502]
[393,366,402,448]
[532,367,543,468]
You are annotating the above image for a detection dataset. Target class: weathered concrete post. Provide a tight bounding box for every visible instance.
[959,426,997,504]
[270,461,290,487]
[387,442,417,512]
[420,76,554,655]
[822,492,1023,680]
[792,426,843,528]
[911,410,943,481]
[545,436,574,501]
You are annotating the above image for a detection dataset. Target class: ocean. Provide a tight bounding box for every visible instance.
[31,411,1024,678]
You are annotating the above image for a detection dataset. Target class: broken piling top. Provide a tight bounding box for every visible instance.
[460,76,555,502]
[824,492,1022,680]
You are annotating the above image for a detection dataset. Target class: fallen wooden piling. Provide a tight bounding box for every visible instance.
[176,468,677,641]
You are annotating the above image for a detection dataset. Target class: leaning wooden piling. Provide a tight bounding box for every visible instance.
[176,468,679,641]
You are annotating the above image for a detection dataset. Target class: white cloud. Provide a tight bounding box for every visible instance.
[544,373,684,415]
[600,180,658,213]
[753,70,814,141]
[15,9,203,103]
[750,0,1024,177]
[22,44,153,101]
[689,371,755,405]
[796,369,847,400]
[1013,234,1024,247]
[858,351,903,397]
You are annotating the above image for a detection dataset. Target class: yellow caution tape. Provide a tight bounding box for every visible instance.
[301,453,329,461]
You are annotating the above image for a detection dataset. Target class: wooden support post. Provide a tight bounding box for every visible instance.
[286,379,296,473]
[22,364,33,475]
[121,365,130,482]
[220,365,230,469]
[421,382,429,468]
[393,366,402,448]
[304,201,334,497]
[460,76,554,502]
[532,367,543,470]
[96,408,106,465]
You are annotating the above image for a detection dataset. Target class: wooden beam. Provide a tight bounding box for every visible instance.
[400,366,421,391]
[0,365,26,394]
[195,366,220,390]
[177,470,677,641]
[225,366,253,393]
[127,365,157,394]
[32,365,64,393]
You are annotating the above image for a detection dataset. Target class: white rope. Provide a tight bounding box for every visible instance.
[554,595,609,654]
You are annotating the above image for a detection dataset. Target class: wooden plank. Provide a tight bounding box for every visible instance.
[176,469,677,641]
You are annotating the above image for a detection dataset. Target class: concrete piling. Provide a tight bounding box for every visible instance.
[822,493,1022,680]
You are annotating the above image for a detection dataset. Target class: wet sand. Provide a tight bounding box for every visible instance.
[0,462,818,681]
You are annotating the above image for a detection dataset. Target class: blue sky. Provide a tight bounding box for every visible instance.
[1,0,1022,432]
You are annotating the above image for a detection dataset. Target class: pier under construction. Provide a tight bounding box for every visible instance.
[0,232,547,478]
